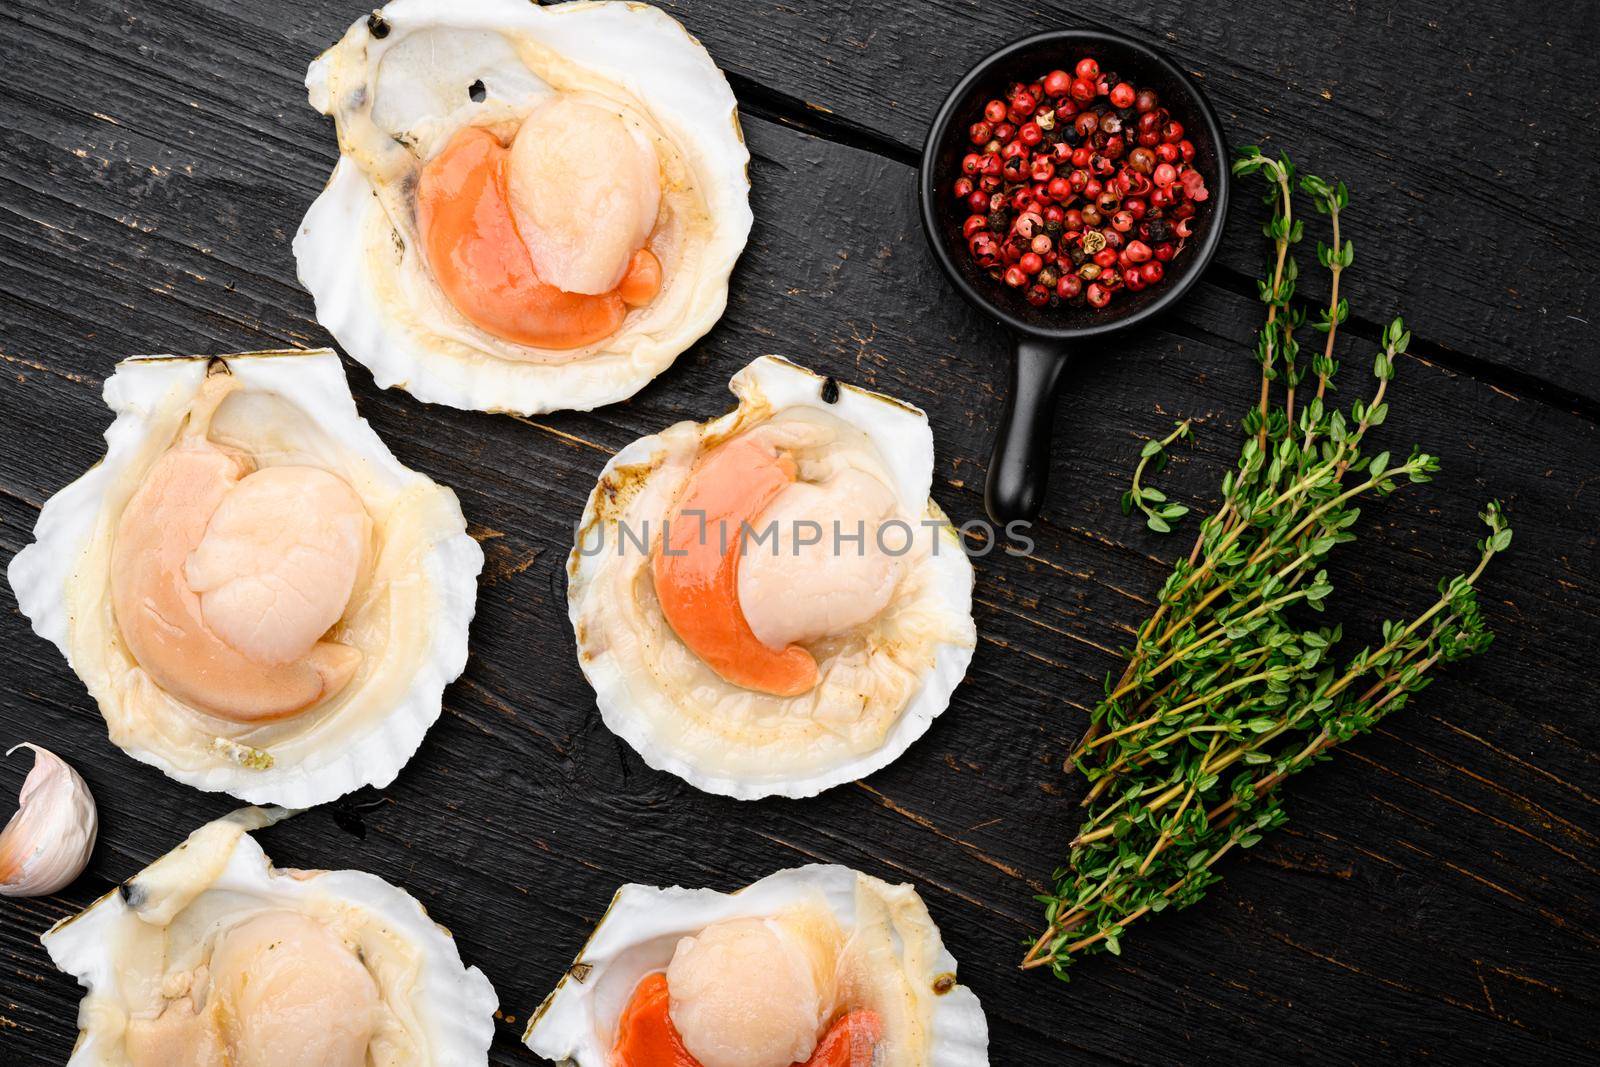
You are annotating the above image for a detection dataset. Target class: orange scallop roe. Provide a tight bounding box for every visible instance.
[617,246,664,307]
[611,974,700,1067]
[800,1011,883,1067]
[651,435,820,697]
[610,973,881,1067]
[415,126,661,350]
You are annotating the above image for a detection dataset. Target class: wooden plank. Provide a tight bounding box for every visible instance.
[1,1,1596,1063]
[658,0,1600,406]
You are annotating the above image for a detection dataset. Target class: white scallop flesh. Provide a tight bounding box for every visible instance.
[737,467,906,650]
[186,466,370,666]
[210,911,379,1067]
[109,376,370,723]
[507,95,661,295]
[665,915,833,1067]
[125,910,380,1067]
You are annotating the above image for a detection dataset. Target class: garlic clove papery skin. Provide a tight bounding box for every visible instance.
[0,743,98,897]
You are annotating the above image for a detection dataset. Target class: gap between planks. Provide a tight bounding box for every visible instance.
[717,69,1600,427]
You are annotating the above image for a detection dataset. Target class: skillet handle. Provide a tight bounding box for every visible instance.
[985,335,1069,525]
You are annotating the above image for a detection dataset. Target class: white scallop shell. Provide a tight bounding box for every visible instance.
[6,351,482,807]
[568,356,977,800]
[43,809,498,1065]
[295,0,752,415]
[524,864,990,1066]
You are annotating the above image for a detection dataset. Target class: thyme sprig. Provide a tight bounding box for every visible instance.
[1122,420,1193,533]
[1024,148,1511,977]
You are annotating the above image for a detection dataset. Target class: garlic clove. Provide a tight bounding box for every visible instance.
[0,743,98,897]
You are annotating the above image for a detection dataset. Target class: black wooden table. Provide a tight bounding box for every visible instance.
[3,2,1596,1062]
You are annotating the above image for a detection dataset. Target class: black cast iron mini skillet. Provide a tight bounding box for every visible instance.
[919,28,1230,525]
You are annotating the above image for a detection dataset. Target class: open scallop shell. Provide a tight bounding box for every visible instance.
[295,0,752,414]
[7,351,482,807]
[568,356,977,800]
[524,864,990,1066]
[43,808,498,1065]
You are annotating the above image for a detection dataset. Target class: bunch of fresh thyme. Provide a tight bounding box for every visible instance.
[1023,148,1512,976]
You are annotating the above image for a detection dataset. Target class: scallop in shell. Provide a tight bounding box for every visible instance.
[7,351,481,807]
[296,0,752,414]
[42,808,498,1065]
[525,864,989,1066]
[568,356,977,799]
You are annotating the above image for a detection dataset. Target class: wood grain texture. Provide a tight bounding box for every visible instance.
[662,0,1600,408]
[1,1,1596,1064]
